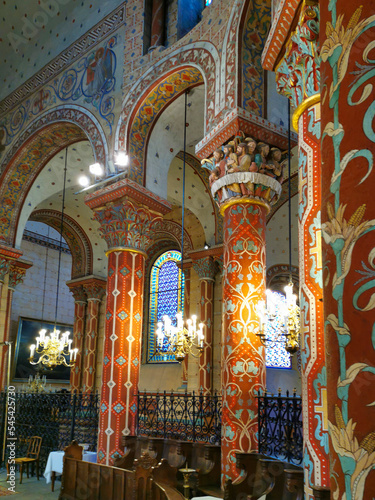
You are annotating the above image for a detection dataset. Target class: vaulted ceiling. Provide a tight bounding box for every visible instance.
[0,0,124,102]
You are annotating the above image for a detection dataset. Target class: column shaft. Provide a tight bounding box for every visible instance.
[221,201,267,485]
[320,3,375,497]
[297,102,330,494]
[98,249,145,463]
[68,285,87,393]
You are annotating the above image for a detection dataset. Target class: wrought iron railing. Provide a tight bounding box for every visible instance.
[137,391,222,445]
[256,389,303,465]
[0,391,100,469]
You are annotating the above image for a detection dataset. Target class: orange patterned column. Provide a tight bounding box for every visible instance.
[67,284,87,393]
[221,200,267,485]
[82,279,106,393]
[0,256,11,389]
[85,179,171,465]
[192,256,216,395]
[181,268,190,390]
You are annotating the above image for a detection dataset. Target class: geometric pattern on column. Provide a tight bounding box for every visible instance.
[221,201,267,485]
[320,3,375,497]
[86,181,170,466]
[298,102,330,496]
[192,256,216,395]
[67,284,87,394]
[181,267,191,390]
[98,248,145,464]
[82,279,106,394]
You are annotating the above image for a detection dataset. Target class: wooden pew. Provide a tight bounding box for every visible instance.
[59,451,185,500]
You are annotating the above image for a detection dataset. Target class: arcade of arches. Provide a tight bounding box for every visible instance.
[1,0,375,497]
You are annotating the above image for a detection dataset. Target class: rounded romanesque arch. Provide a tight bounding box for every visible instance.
[115,43,220,184]
[29,209,93,279]
[0,106,109,247]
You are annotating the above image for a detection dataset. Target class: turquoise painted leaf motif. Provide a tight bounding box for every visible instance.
[233,361,244,374]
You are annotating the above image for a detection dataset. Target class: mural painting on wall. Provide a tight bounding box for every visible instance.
[321,2,375,498]
[0,36,118,152]
[242,0,271,115]
[52,37,117,132]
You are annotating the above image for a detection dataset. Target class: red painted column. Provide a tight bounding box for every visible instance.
[67,284,87,393]
[181,268,190,390]
[82,279,106,393]
[85,179,170,465]
[296,100,330,494]
[0,256,11,390]
[320,3,375,498]
[192,256,216,395]
[221,200,267,485]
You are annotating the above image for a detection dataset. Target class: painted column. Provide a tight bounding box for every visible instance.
[294,99,330,495]
[0,261,30,388]
[320,2,375,498]
[67,284,87,393]
[192,256,216,395]
[181,268,190,390]
[85,179,171,465]
[220,199,268,484]
[82,279,106,393]
[266,2,330,495]
[0,256,11,389]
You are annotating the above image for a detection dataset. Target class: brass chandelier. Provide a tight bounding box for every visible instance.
[256,101,300,354]
[29,147,78,369]
[154,89,205,363]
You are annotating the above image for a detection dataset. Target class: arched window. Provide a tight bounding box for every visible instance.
[265,291,291,369]
[147,250,184,362]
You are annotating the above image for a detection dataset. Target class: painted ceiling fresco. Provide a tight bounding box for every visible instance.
[0,0,124,102]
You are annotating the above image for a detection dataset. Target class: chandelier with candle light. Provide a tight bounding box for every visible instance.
[153,89,205,363]
[256,282,300,354]
[156,312,204,362]
[30,328,77,368]
[29,147,78,369]
[256,101,300,354]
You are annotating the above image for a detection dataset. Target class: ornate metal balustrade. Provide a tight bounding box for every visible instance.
[0,391,99,468]
[137,391,222,445]
[256,389,303,465]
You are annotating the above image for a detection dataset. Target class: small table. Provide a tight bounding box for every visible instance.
[44,450,97,491]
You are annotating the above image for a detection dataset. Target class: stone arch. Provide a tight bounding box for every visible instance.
[0,106,109,247]
[266,264,299,295]
[152,220,193,256]
[115,43,220,183]
[29,209,93,280]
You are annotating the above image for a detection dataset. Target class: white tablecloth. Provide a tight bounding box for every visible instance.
[44,450,97,484]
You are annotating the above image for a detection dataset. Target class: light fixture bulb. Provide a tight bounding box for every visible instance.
[89,162,104,176]
[114,151,129,167]
[78,175,90,187]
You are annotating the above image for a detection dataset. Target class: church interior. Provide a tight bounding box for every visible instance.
[0,0,375,498]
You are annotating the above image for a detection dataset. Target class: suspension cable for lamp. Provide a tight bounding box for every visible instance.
[287,99,292,284]
[180,90,189,275]
[54,147,68,328]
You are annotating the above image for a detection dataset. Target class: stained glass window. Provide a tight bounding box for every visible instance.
[205,0,212,5]
[265,291,291,369]
[148,250,184,363]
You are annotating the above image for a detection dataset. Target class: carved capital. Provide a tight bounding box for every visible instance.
[0,257,11,283]
[94,200,162,253]
[84,282,107,301]
[192,257,217,281]
[275,1,320,108]
[68,284,87,303]
[8,266,27,290]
